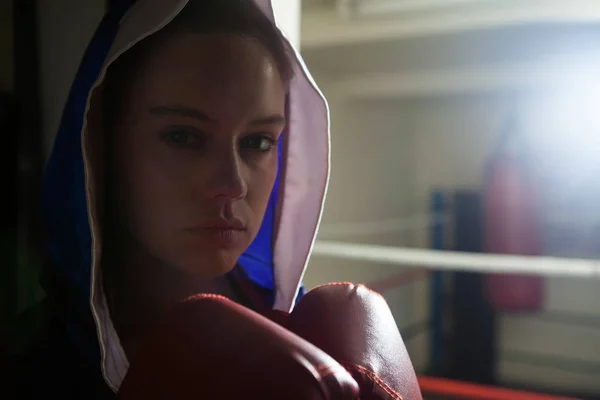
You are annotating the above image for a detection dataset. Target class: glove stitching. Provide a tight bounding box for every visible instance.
[184,293,230,302]
[342,362,404,400]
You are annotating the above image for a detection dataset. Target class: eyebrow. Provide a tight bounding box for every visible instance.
[149,105,213,122]
[149,105,286,126]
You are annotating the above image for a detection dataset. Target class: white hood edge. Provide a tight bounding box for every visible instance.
[79,0,329,391]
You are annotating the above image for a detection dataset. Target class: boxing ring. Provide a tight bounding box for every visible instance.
[311,191,600,400]
[313,242,600,278]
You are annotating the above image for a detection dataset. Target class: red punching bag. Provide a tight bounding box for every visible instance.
[483,117,544,312]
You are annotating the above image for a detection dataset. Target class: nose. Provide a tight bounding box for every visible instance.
[207,151,248,201]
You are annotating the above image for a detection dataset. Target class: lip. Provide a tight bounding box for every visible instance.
[184,219,247,248]
[188,218,246,231]
[185,218,247,240]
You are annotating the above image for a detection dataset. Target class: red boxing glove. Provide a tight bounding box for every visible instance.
[271,283,423,400]
[117,294,359,399]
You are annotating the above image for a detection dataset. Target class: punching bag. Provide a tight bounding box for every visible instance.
[483,116,544,312]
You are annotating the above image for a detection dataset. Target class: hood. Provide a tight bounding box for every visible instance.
[42,0,329,391]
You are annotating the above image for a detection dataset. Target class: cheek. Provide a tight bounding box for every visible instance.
[245,154,279,216]
[116,135,189,235]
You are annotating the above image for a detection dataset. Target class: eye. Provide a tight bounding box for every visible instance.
[240,134,277,153]
[161,128,205,149]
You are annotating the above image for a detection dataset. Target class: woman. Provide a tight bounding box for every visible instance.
[15,0,329,397]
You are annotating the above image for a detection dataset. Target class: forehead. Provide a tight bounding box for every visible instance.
[126,33,285,120]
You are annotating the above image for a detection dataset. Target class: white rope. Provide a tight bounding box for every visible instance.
[313,241,600,278]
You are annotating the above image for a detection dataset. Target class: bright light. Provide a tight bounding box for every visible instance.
[522,59,600,199]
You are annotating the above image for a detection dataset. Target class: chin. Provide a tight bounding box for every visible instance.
[175,250,240,278]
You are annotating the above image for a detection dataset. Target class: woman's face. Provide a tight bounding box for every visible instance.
[111,33,286,277]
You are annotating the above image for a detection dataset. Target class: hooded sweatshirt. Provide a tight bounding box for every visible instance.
[15,0,329,397]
